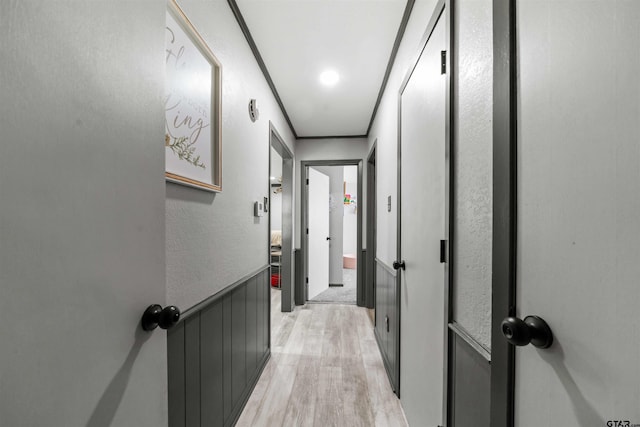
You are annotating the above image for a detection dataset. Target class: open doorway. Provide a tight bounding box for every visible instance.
[365,142,376,321]
[301,160,363,306]
[269,123,294,312]
[270,147,283,288]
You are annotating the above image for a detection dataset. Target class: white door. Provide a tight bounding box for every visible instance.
[308,167,330,300]
[399,13,447,427]
[514,2,640,426]
[0,3,167,423]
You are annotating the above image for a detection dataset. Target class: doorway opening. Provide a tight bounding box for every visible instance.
[269,123,294,312]
[365,142,377,321]
[301,160,364,306]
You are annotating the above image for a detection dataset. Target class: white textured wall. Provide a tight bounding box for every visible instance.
[344,164,358,183]
[270,191,282,231]
[294,138,367,248]
[343,166,358,256]
[166,0,295,310]
[270,147,283,231]
[452,0,493,349]
[367,0,440,265]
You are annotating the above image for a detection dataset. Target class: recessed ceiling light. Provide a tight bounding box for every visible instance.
[319,69,340,87]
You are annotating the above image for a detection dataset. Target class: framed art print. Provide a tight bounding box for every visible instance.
[165,0,222,192]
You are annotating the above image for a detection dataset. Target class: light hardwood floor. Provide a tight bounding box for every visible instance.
[236,289,408,427]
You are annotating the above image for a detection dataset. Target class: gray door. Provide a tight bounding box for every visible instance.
[0,3,168,425]
[493,1,640,426]
[398,6,447,425]
[513,2,640,426]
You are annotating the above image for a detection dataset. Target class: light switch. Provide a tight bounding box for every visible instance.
[254,201,264,217]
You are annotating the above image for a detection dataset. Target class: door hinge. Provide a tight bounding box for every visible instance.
[306,277,309,284]
[440,239,447,263]
[306,178,309,185]
[441,50,447,74]
[306,228,309,234]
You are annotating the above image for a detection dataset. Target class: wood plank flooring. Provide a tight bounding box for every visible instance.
[236,289,408,427]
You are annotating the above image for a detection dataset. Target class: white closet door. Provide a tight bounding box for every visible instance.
[399,13,447,427]
[308,167,330,300]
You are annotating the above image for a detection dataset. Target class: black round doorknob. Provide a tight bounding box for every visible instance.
[501,315,553,349]
[392,260,405,270]
[141,304,181,332]
[326,237,331,240]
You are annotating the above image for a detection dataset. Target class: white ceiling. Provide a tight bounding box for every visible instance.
[235,0,409,137]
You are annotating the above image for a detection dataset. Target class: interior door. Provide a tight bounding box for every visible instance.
[307,167,330,300]
[0,3,167,423]
[510,2,640,426]
[399,9,447,426]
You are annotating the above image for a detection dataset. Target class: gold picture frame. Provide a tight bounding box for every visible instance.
[165,0,222,192]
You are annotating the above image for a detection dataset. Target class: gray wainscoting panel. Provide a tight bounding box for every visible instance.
[168,267,271,427]
[185,316,201,427]
[223,298,233,423]
[365,248,375,309]
[246,277,258,384]
[201,301,224,426]
[357,248,365,307]
[374,259,399,394]
[168,324,186,427]
[200,301,224,425]
[294,249,305,306]
[231,285,247,404]
[450,331,491,427]
[361,249,371,308]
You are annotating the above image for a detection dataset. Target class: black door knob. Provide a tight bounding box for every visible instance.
[392,260,405,270]
[326,237,331,240]
[141,304,181,332]
[501,315,553,349]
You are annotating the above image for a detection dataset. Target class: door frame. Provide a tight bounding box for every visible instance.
[366,142,377,310]
[269,122,295,312]
[396,0,453,418]
[300,159,364,305]
[490,0,517,426]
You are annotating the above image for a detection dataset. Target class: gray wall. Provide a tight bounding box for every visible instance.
[166,0,296,311]
[313,166,344,284]
[450,334,490,426]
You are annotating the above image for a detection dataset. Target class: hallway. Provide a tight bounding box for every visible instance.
[236,290,407,427]
[310,269,357,304]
